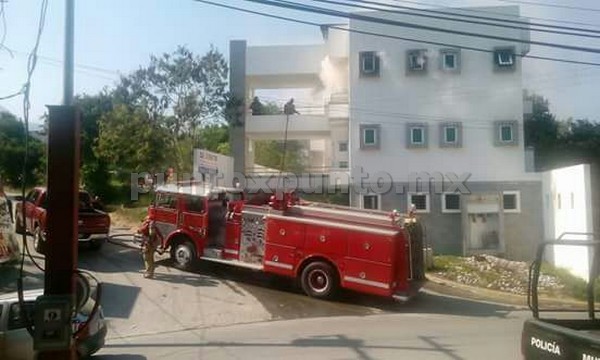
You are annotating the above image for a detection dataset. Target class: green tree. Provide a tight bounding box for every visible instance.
[0,111,45,187]
[95,105,172,178]
[75,93,115,198]
[114,46,228,170]
[254,140,308,173]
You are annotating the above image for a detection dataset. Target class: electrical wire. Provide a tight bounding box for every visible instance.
[0,0,13,57]
[388,0,600,29]
[241,0,600,54]
[311,0,600,39]
[498,0,600,13]
[367,0,600,33]
[17,0,49,338]
[0,90,24,101]
[192,0,600,67]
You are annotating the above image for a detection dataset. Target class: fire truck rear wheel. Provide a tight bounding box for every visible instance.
[171,241,196,271]
[300,261,338,299]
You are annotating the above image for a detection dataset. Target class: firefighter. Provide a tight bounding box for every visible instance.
[139,217,160,278]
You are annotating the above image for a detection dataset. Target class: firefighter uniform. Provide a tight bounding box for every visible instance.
[141,219,159,278]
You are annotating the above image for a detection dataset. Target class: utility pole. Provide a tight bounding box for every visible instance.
[36,0,78,358]
[63,0,75,106]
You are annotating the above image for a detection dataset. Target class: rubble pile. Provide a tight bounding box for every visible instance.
[434,254,566,295]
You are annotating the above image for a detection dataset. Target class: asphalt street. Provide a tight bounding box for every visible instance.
[0,235,530,359]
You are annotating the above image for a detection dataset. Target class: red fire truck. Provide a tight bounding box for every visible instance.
[138,182,425,300]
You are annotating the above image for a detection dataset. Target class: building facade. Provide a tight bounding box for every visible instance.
[231,6,544,260]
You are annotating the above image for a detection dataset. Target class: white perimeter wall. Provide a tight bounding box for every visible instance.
[542,164,595,280]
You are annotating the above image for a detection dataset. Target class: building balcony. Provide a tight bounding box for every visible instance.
[246,114,331,139]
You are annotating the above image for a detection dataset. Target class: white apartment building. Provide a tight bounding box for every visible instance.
[230,5,544,260]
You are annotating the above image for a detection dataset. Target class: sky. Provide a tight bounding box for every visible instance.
[0,0,599,126]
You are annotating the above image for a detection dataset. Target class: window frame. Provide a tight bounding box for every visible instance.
[439,122,462,148]
[494,47,516,70]
[410,127,425,145]
[364,128,376,145]
[406,49,427,73]
[441,193,461,213]
[494,120,519,146]
[338,160,349,169]
[407,193,430,213]
[440,49,461,72]
[446,126,457,143]
[502,191,521,213]
[361,194,381,210]
[406,122,428,149]
[500,124,513,142]
[156,192,178,210]
[338,141,348,152]
[359,51,380,77]
[359,124,381,150]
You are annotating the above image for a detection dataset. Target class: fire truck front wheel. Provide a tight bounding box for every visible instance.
[300,261,339,299]
[171,240,196,271]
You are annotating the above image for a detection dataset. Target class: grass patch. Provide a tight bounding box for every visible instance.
[431,255,600,301]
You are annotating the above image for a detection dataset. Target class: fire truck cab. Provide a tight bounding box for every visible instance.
[143,182,425,300]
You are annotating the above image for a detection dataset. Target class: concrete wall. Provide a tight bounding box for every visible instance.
[246,45,325,77]
[352,180,543,260]
[348,7,536,183]
[230,40,246,175]
[542,164,596,280]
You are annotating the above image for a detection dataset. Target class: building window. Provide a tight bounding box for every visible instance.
[338,142,348,152]
[359,51,380,77]
[494,120,518,146]
[362,194,380,210]
[440,49,460,72]
[406,122,428,148]
[442,193,461,213]
[439,122,462,148]
[408,193,430,213]
[503,191,521,213]
[407,49,427,73]
[364,129,376,145]
[338,161,348,169]
[411,127,424,144]
[494,48,516,69]
[360,124,380,149]
[500,125,513,142]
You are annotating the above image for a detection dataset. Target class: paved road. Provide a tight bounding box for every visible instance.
[0,236,529,359]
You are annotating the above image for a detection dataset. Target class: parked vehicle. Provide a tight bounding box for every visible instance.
[138,182,425,300]
[14,187,111,253]
[0,288,107,359]
[521,233,600,359]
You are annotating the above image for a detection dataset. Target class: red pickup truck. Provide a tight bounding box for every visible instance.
[15,187,111,253]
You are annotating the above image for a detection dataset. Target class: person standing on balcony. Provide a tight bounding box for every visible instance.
[284,98,300,115]
[250,96,264,115]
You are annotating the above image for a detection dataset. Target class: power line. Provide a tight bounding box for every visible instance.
[498,0,600,13]
[0,90,23,101]
[192,0,600,66]
[391,0,600,29]
[0,0,12,57]
[335,0,600,37]
[242,0,600,54]
[19,0,49,279]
